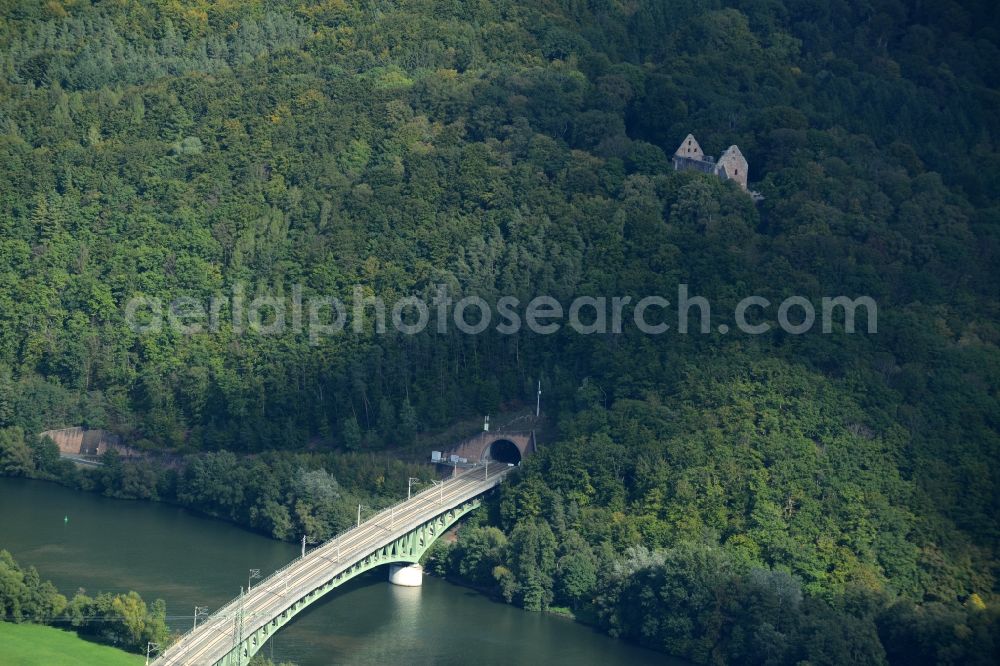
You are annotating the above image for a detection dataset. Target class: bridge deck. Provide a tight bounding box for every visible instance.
[154,466,508,665]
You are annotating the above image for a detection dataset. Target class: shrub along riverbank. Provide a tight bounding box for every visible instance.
[427,507,999,666]
[0,428,434,543]
[0,549,168,656]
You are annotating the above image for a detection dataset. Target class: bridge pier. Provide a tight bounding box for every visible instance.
[389,563,423,586]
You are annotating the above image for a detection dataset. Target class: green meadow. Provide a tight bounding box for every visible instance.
[0,623,143,666]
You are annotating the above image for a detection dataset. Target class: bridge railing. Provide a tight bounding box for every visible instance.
[160,466,497,655]
[351,464,494,540]
[160,547,304,652]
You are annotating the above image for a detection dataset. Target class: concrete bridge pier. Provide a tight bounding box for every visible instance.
[389,563,423,587]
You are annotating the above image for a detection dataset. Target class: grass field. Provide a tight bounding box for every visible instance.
[0,622,144,666]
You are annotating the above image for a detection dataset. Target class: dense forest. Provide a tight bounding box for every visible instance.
[0,0,998,663]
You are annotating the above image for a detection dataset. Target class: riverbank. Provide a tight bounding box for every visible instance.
[0,623,143,666]
[426,570,600,626]
[6,471,658,661]
[4,436,437,546]
[0,476,671,666]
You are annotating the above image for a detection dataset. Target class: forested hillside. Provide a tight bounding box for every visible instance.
[0,0,998,663]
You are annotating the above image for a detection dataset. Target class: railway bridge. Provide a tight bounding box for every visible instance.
[154,466,509,665]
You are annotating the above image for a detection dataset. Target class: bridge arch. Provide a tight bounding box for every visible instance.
[222,508,474,665]
[154,471,506,666]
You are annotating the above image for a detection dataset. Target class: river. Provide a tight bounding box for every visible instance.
[0,477,676,665]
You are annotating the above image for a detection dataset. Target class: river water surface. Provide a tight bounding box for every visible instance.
[0,477,678,665]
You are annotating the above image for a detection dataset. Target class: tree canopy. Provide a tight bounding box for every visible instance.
[0,0,998,662]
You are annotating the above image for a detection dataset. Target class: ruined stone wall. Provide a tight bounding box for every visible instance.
[715,145,748,189]
[39,427,124,456]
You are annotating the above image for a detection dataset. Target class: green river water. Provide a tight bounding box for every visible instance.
[0,477,679,665]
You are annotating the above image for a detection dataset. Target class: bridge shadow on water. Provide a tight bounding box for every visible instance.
[259,566,430,663]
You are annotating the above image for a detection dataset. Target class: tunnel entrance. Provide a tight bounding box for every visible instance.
[487,439,521,465]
